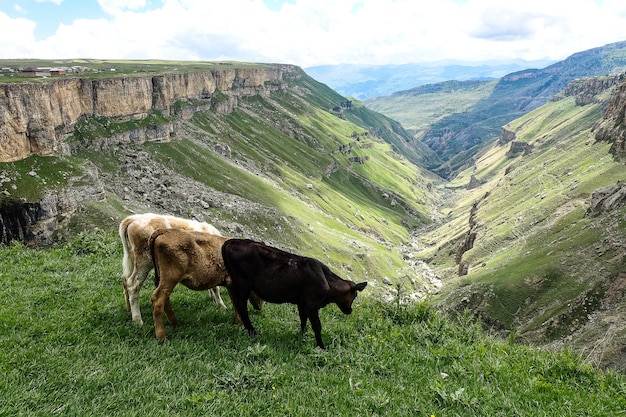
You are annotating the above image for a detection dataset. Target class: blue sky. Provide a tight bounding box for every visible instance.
[1,0,626,67]
[7,0,122,38]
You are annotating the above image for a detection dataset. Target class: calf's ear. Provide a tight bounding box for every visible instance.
[354,282,367,292]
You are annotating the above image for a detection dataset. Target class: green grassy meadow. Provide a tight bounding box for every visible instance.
[364,80,498,134]
[1,231,625,416]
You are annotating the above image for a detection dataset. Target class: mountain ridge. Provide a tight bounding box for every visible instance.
[365,40,626,178]
[305,59,554,100]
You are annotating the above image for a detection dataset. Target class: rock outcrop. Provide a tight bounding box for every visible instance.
[592,75,626,158]
[506,140,534,158]
[554,74,625,105]
[587,181,626,215]
[0,65,299,162]
[0,162,105,245]
[498,126,516,145]
[455,192,489,275]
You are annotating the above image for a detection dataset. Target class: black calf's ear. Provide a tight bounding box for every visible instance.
[354,282,367,292]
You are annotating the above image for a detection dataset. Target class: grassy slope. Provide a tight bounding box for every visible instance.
[158,84,431,287]
[364,80,497,134]
[1,237,625,416]
[0,64,444,299]
[419,89,626,362]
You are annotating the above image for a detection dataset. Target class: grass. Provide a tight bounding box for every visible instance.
[364,80,498,133]
[68,110,174,145]
[0,155,84,201]
[1,231,625,416]
[0,59,278,83]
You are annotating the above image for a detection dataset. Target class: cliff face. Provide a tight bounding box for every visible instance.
[0,64,300,244]
[0,161,105,245]
[0,79,93,161]
[594,77,626,158]
[0,65,298,162]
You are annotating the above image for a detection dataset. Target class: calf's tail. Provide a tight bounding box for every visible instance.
[148,228,168,287]
[118,219,133,280]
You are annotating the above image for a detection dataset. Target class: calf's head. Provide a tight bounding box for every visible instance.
[335,281,367,314]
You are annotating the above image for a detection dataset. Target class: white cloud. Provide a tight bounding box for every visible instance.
[0,11,38,56]
[3,0,626,67]
[97,0,147,15]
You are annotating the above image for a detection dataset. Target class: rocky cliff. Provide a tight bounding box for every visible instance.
[0,65,298,162]
[594,76,626,158]
[555,73,625,105]
[0,163,105,245]
[0,64,302,244]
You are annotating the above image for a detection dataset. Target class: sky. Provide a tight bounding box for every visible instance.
[2,0,626,68]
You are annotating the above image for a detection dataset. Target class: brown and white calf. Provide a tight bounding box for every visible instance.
[148,228,232,341]
[119,213,226,325]
[222,238,367,349]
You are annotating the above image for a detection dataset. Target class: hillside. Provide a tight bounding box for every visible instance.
[417,73,626,370]
[366,40,626,178]
[0,59,444,302]
[365,79,498,134]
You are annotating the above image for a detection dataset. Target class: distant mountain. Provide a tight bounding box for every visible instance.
[365,79,498,134]
[305,60,554,100]
[364,40,626,178]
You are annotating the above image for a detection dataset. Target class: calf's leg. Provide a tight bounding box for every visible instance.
[163,297,179,327]
[151,287,168,341]
[226,286,243,324]
[209,287,227,309]
[308,309,325,349]
[151,282,178,341]
[297,304,308,333]
[232,288,256,337]
[125,261,152,325]
[249,291,264,310]
[122,278,130,311]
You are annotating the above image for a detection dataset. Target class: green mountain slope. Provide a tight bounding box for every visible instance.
[418,78,626,369]
[0,63,444,301]
[365,79,498,135]
[367,40,626,178]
